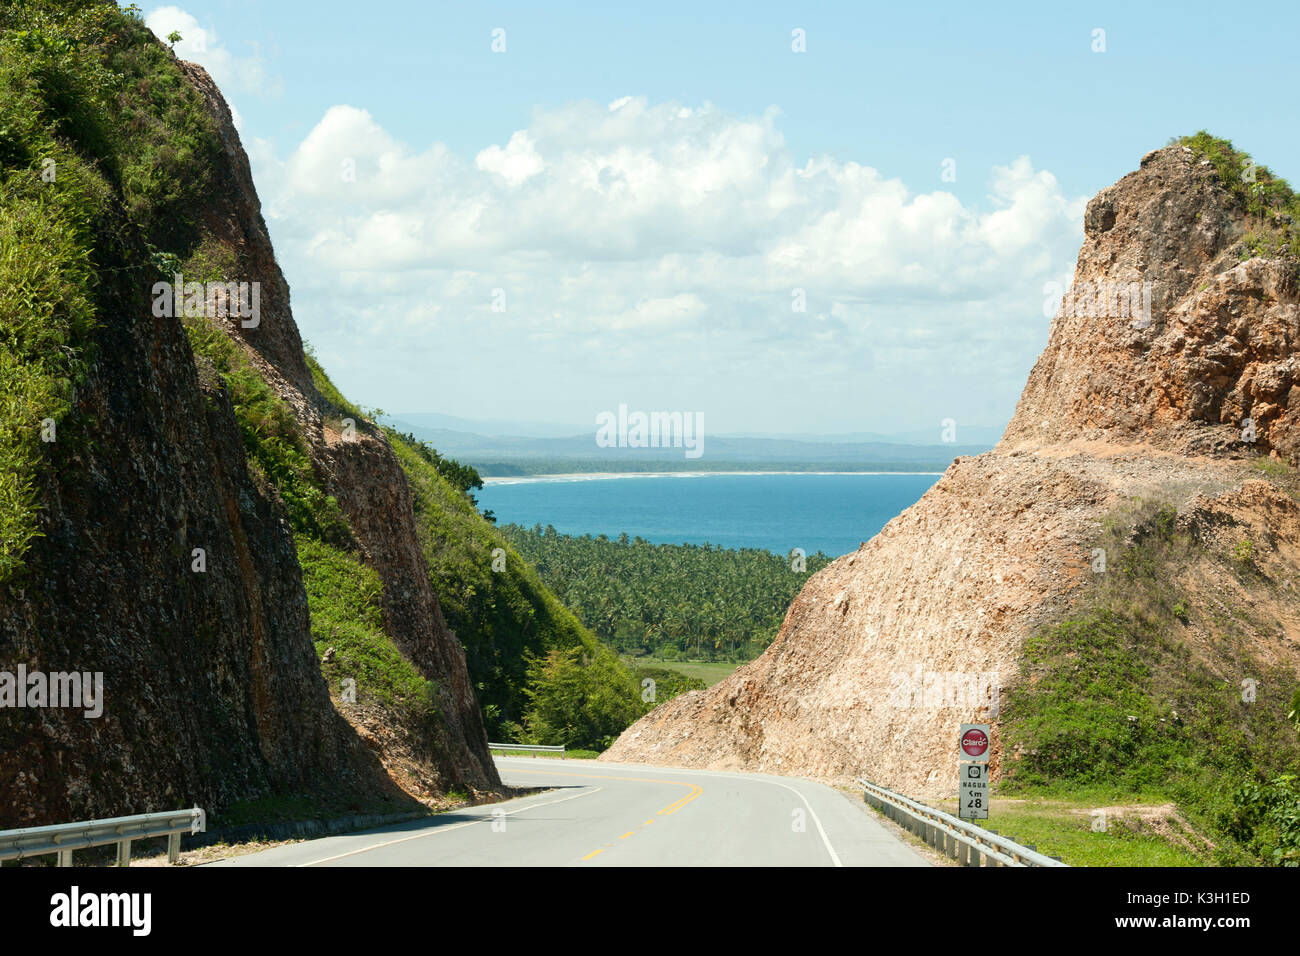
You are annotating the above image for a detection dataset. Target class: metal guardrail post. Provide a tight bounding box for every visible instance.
[488,742,566,757]
[856,777,1068,868]
[0,807,205,867]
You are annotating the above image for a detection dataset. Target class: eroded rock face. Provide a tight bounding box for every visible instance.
[0,58,497,828]
[177,62,498,793]
[315,427,497,791]
[0,218,397,827]
[1004,148,1299,462]
[603,147,1300,792]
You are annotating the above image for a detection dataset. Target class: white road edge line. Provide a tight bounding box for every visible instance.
[763,779,843,867]
[294,786,604,867]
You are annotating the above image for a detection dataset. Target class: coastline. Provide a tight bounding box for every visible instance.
[481,470,945,485]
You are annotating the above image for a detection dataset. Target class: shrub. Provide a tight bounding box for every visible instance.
[1175,131,1300,259]
[297,536,437,717]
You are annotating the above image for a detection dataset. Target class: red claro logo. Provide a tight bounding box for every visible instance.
[961,729,989,756]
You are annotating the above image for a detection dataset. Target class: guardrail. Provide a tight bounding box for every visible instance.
[0,808,206,867]
[488,742,566,757]
[857,778,1067,867]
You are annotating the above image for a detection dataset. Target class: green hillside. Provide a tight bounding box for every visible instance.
[0,0,218,581]
[1000,484,1300,865]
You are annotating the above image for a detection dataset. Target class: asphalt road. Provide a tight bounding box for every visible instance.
[210,757,930,867]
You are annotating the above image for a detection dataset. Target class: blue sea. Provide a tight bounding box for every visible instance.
[476,472,941,558]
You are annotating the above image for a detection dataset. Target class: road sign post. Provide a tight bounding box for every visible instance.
[958,723,991,821]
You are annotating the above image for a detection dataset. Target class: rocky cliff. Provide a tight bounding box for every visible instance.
[177,61,498,798]
[0,211,400,825]
[0,7,497,827]
[603,144,1300,794]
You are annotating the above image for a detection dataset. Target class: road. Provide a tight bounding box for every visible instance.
[210,757,929,867]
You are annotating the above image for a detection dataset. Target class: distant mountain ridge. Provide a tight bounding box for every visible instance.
[386,418,993,474]
[390,412,1006,447]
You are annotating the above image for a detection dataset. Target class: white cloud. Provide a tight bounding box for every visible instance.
[476,132,544,188]
[606,293,707,331]
[248,96,1088,430]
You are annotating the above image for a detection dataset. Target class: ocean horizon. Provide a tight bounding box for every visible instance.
[476,471,941,557]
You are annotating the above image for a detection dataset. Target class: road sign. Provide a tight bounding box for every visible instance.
[959,762,989,819]
[959,723,990,762]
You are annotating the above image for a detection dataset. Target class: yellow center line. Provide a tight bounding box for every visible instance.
[504,767,703,861]
[658,785,702,815]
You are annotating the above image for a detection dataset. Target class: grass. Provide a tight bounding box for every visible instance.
[878,789,1205,867]
[980,791,1205,867]
[1251,456,1300,500]
[0,193,95,580]
[0,1,219,582]
[622,656,739,688]
[185,316,349,543]
[296,536,438,717]
[1000,497,1300,865]
[880,784,1208,866]
[489,748,599,760]
[1175,131,1300,260]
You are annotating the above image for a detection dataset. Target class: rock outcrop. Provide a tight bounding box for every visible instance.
[0,175,396,827]
[603,146,1300,793]
[0,48,496,827]
[178,61,498,796]
[1005,148,1299,462]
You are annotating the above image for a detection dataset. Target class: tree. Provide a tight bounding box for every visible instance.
[521,647,640,750]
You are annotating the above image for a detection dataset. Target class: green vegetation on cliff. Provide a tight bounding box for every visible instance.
[182,314,434,723]
[386,428,645,748]
[1000,490,1300,865]
[183,314,351,543]
[302,357,651,750]
[295,536,437,717]
[1175,131,1300,260]
[0,0,217,581]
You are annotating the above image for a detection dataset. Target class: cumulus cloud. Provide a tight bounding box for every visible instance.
[248,96,1088,430]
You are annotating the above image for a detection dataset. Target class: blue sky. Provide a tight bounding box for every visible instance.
[141,1,1300,437]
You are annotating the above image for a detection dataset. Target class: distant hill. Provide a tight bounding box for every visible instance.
[387,412,590,439]
[384,419,994,475]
